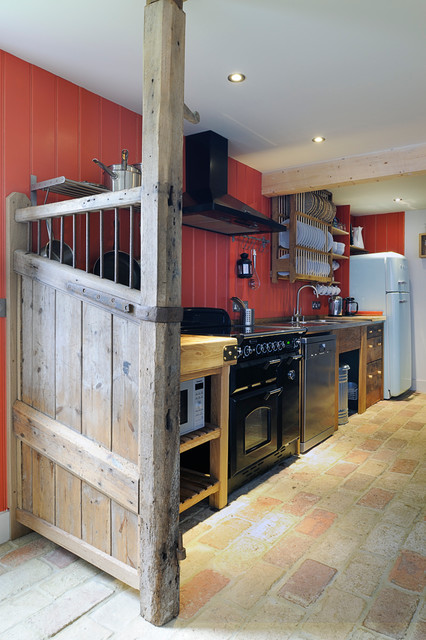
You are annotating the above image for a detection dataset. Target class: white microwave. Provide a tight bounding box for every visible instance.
[180,377,205,435]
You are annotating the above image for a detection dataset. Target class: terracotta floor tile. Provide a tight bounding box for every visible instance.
[355,423,382,435]
[363,586,419,639]
[43,548,78,569]
[343,472,375,492]
[236,496,283,522]
[384,438,407,450]
[389,458,419,475]
[403,420,425,431]
[389,550,426,592]
[179,569,230,619]
[371,447,397,462]
[0,537,54,568]
[335,550,389,597]
[357,487,395,510]
[294,508,337,538]
[344,450,371,464]
[359,439,383,451]
[325,461,358,477]
[281,491,321,516]
[409,620,426,640]
[359,459,388,477]
[199,517,251,550]
[278,559,336,607]
[263,533,314,569]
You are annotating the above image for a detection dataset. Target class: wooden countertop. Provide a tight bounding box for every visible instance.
[181,335,238,380]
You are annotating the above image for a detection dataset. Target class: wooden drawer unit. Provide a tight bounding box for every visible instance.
[367,336,383,363]
[338,326,361,353]
[367,323,383,340]
[366,360,383,407]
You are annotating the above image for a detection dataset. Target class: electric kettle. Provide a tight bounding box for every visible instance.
[344,297,359,316]
[328,295,343,316]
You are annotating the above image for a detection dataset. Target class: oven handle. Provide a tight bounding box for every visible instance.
[291,354,303,361]
[264,387,283,400]
[264,358,282,369]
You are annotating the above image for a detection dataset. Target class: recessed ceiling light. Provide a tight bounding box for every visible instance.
[393,197,403,202]
[228,72,246,83]
[312,136,325,143]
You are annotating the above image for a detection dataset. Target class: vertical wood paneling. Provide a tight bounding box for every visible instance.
[354,212,405,254]
[55,466,81,537]
[31,281,56,417]
[21,276,33,407]
[82,304,112,448]
[79,89,102,183]
[112,316,139,464]
[56,78,79,179]
[31,67,56,191]
[111,502,138,568]
[81,484,111,554]
[55,291,82,430]
[32,451,55,523]
[21,443,33,512]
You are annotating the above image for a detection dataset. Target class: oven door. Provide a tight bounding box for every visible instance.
[229,383,282,477]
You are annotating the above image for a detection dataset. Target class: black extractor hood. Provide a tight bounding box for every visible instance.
[182,130,286,236]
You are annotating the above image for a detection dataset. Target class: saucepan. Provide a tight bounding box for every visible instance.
[40,220,74,266]
[93,149,141,191]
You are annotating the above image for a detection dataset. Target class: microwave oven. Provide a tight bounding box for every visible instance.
[180,377,205,435]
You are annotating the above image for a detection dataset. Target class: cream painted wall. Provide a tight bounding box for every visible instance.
[405,210,426,393]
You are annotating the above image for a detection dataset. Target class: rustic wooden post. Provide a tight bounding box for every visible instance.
[139,0,185,625]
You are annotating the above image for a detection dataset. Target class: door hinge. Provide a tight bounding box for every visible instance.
[0,299,6,318]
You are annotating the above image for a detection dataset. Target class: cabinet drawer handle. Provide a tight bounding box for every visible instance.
[368,374,373,378]
[368,344,373,348]
[378,342,382,346]
[377,370,382,374]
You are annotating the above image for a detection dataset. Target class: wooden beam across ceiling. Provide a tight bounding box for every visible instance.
[262,142,426,196]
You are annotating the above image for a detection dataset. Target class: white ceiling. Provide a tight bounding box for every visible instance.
[2,0,426,214]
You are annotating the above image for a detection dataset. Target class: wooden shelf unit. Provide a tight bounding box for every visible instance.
[271,194,349,284]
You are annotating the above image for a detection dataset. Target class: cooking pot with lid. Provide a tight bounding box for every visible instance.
[93,149,141,191]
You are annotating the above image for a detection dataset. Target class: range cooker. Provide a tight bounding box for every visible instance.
[181,308,306,492]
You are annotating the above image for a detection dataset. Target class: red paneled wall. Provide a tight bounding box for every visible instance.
[0,51,142,512]
[351,212,405,254]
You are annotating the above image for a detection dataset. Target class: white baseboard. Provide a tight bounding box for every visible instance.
[413,380,426,394]
[0,510,10,544]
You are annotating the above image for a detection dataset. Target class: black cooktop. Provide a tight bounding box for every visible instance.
[181,307,306,339]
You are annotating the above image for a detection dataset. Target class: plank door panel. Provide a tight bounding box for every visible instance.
[31,281,56,417]
[111,502,138,569]
[112,316,139,464]
[82,304,112,448]
[32,451,55,524]
[55,466,81,538]
[21,442,33,513]
[21,275,33,406]
[55,291,82,430]
[82,484,111,555]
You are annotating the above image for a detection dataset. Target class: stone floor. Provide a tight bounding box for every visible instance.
[0,392,425,640]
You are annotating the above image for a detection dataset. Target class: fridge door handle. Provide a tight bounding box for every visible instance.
[399,299,407,303]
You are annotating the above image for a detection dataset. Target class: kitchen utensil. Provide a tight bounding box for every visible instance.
[343,297,359,316]
[93,250,141,289]
[249,249,260,289]
[93,149,141,191]
[231,296,255,326]
[40,219,73,265]
[328,295,343,316]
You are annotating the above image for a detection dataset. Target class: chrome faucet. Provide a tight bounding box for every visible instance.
[292,284,319,323]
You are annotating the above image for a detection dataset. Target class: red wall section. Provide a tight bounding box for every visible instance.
[0,50,143,513]
[352,212,405,255]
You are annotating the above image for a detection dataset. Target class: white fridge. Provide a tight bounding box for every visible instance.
[350,251,412,399]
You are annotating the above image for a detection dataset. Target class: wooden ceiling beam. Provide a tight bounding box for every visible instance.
[261,143,426,196]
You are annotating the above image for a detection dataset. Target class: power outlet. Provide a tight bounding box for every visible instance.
[312,301,321,310]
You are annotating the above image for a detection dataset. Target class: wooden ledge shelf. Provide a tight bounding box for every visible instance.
[179,469,220,513]
[180,424,221,453]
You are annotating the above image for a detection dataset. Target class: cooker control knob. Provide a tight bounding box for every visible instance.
[256,344,263,355]
[271,342,276,351]
[267,343,272,352]
[261,343,267,353]
[243,345,252,357]
[288,369,296,381]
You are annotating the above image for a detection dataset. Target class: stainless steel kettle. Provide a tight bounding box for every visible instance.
[328,295,343,316]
